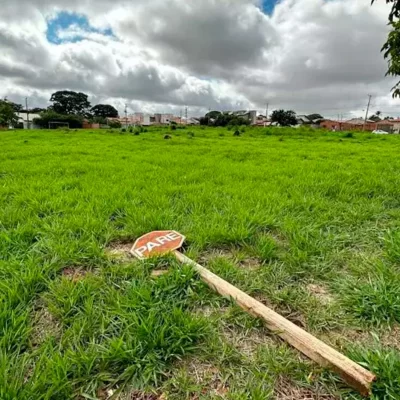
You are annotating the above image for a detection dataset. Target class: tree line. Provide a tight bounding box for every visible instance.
[0,91,120,129]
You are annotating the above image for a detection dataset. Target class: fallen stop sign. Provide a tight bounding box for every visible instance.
[130,230,186,259]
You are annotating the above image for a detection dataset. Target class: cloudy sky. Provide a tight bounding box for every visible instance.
[1,0,398,118]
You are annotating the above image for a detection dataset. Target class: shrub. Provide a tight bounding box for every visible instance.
[343,132,354,138]
[108,120,122,129]
[121,128,126,133]
[233,130,241,136]
[170,125,177,131]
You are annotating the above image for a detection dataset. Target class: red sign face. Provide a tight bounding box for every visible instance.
[130,230,186,259]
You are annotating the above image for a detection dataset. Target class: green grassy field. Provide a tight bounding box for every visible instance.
[1,126,400,399]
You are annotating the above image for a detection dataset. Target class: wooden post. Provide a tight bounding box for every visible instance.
[174,251,376,396]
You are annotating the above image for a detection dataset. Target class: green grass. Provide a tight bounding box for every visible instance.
[1,126,400,399]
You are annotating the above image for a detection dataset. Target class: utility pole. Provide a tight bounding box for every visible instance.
[363,95,372,131]
[124,104,128,129]
[266,102,269,120]
[185,106,188,124]
[25,97,30,130]
[180,109,182,125]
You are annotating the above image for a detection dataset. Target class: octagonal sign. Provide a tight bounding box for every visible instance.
[130,230,186,259]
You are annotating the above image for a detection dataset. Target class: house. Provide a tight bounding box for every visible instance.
[161,114,174,124]
[188,117,200,125]
[320,118,395,132]
[107,112,196,127]
[320,118,377,131]
[17,112,41,129]
[154,114,162,124]
[386,119,400,133]
[231,110,257,125]
[255,115,270,126]
[376,120,394,133]
[108,113,144,127]
[142,114,151,126]
[83,121,100,129]
[296,115,311,125]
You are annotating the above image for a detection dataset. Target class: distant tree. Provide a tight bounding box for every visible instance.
[200,111,221,125]
[0,100,18,127]
[369,115,382,122]
[199,117,209,126]
[271,110,297,126]
[91,104,119,118]
[7,101,23,113]
[205,110,222,119]
[307,113,324,121]
[373,1,400,96]
[49,91,91,116]
[30,108,46,114]
[200,111,250,127]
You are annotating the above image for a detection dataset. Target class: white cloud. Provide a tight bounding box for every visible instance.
[0,0,398,118]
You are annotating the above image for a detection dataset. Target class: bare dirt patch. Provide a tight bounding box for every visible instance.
[194,305,229,319]
[175,358,229,398]
[31,301,62,347]
[106,241,134,263]
[381,325,400,350]
[253,294,307,328]
[223,326,275,358]
[307,284,334,305]
[323,325,400,351]
[62,267,92,282]
[200,248,261,270]
[275,376,338,400]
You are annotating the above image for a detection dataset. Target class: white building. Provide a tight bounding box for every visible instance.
[161,114,174,124]
[17,112,41,129]
[143,114,151,126]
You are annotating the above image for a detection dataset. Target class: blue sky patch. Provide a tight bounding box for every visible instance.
[46,11,113,44]
[262,0,277,14]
